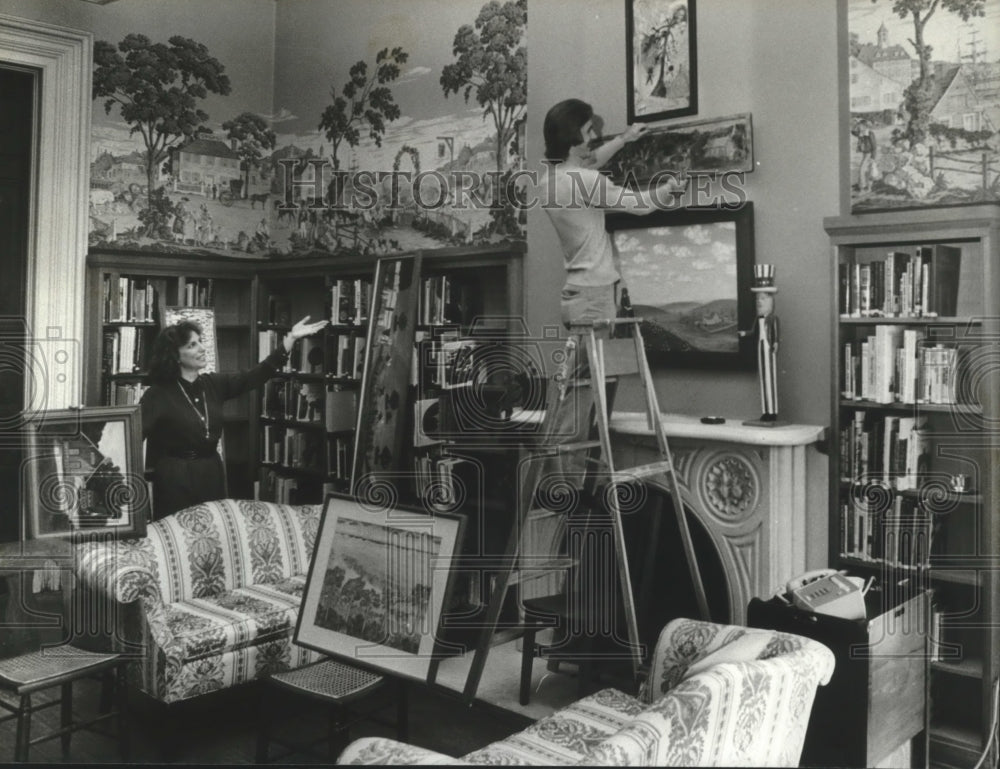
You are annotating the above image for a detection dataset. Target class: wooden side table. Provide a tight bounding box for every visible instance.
[0,645,129,762]
[255,657,407,763]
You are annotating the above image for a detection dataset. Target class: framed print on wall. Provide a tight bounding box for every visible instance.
[607,203,756,370]
[295,492,465,682]
[846,0,1000,212]
[627,0,698,122]
[22,405,149,540]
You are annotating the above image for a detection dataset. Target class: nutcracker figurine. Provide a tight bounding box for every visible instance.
[739,264,782,425]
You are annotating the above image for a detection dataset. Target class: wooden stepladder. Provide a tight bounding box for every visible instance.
[462,317,710,702]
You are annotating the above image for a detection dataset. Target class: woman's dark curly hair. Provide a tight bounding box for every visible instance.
[146,321,202,384]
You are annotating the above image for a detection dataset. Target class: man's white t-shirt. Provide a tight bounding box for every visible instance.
[540,164,629,287]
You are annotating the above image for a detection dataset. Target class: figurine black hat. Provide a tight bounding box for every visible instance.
[750,264,777,293]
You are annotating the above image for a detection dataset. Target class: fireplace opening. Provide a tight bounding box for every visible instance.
[622,486,731,651]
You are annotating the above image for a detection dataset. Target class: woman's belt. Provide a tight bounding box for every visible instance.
[164,448,218,460]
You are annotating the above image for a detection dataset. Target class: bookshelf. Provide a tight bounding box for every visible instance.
[825,206,1000,769]
[254,242,525,506]
[84,250,258,498]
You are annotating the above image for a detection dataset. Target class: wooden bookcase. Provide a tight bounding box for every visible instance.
[253,242,525,505]
[84,251,258,500]
[824,206,1000,769]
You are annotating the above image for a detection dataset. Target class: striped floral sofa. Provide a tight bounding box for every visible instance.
[73,499,323,704]
[338,618,836,766]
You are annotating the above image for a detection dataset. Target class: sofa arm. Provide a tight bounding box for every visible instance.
[589,650,835,767]
[640,618,832,702]
[337,737,464,765]
[74,541,162,605]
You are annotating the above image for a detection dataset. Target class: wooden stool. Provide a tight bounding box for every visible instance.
[0,646,128,762]
[520,594,597,706]
[255,658,407,763]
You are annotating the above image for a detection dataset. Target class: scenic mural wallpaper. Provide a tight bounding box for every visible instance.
[848,0,1000,211]
[87,0,527,259]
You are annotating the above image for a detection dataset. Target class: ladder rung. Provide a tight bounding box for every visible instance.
[612,461,674,482]
[547,440,602,455]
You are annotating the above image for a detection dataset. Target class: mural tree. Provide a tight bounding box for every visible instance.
[318,47,409,173]
[873,0,986,145]
[222,112,277,198]
[92,34,231,196]
[440,0,527,173]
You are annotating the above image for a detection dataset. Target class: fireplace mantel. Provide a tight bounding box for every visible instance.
[610,412,825,625]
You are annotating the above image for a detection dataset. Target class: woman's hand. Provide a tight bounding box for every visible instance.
[284,315,330,351]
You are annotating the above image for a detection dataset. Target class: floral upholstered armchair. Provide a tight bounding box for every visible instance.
[338,618,836,766]
[73,499,324,704]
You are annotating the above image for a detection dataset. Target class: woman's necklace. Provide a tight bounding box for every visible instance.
[177,379,210,439]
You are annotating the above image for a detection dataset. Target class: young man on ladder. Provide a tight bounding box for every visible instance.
[530,99,692,680]
[462,99,706,702]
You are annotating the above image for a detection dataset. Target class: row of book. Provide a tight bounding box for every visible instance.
[260,382,358,432]
[331,333,366,379]
[330,278,372,326]
[180,278,215,308]
[101,326,145,375]
[838,245,960,318]
[261,425,323,473]
[839,412,930,490]
[103,276,157,323]
[257,468,306,505]
[420,275,470,326]
[839,494,933,567]
[412,331,479,390]
[842,327,960,404]
[105,381,147,406]
[262,380,324,423]
[413,454,469,506]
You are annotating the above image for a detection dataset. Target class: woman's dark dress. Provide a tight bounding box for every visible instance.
[141,349,287,520]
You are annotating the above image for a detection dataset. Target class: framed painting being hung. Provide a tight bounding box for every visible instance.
[596,113,754,186]
[295,492,464,682]
[627,0,697,122]
[846,0,1000,212]
[607,203,756,370]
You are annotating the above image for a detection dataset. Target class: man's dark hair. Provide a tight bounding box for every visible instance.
[146,321,202,384]
[544,99,594,162]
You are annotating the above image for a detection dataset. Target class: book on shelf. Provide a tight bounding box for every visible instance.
[325,387,357,432]
[326,436,350,479]
[840,245,961,318]
[258,329,293,372]
[257,467,300,504]
[107,381,147,406]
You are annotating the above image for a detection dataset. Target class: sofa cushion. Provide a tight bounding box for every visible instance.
[156,575,308,663]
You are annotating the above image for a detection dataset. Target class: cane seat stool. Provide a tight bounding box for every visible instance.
[255,657,407,763]
[0,646,129,762]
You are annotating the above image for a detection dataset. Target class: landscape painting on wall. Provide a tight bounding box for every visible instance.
[87,0,526,259]
[847,0,1000,212]
[607,204,755,370]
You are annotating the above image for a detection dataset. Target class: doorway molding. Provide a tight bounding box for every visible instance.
[0,14,91,410]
